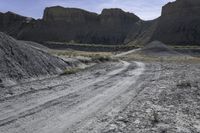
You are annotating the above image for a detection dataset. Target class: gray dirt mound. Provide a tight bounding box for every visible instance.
[19,41,50,51]
[140,41,180,56]
[0,32,69,85]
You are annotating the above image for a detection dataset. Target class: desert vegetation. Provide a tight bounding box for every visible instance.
[60,68,81,76]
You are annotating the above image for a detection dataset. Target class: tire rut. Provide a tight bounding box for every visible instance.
[0,61,131,128]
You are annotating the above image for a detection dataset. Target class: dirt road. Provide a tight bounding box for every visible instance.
[0,60,158,133]
[0,59,199,133]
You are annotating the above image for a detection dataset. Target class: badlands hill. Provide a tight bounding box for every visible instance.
[0,32,69,85]
[0,0,200,45]
[152,0,200,45]
[0,7,154,45]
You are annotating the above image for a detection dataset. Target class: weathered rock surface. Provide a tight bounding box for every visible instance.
[0,12,31,37]
[1,0,200,45]
[17,6,144,45]
[43,6,98,23]
[125,19,157,45]
[0,32,68,85]
[152,0,200,45]
[0,6,152,45]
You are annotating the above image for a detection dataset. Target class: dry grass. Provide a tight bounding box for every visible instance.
[170,45,200,49]
[49,49,113,58]
[49,48,200,63]
[49,49,118,63]
[60,68,81,76]
[121,53,200,63]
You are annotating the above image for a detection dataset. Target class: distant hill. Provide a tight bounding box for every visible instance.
[0,7,153,45]
[0,0,200,46]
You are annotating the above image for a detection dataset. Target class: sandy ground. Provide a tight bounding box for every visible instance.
[0,60,199,133]
[103,62,200,133]
[0,60,146,133]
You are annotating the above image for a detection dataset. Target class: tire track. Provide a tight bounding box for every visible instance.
[0,61,130,128]
[39,61,145,133]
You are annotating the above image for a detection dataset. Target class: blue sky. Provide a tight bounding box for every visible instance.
[0,0,175,20]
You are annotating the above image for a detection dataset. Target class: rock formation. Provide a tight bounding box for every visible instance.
[152,0,200,45]
[0,6,149,45]
[0,0,200,45]
[0,12,31,37]
[43,6,98,23]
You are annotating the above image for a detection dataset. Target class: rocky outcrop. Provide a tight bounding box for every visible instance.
[96,8,141,44]
[125,19,158,46]
[0,12,3,28]
[43,6,98,23]
[152,0,200,45]
[0,12,31,37]
[0,6,149,45]
[100,8,139,26]
[1,0,199,46]
[18,6,99,43]
[0,32,69,85]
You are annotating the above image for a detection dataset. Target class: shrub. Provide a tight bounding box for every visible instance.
[60,68,80,76]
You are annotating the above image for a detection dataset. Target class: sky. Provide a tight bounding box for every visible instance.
[0,0,175,20]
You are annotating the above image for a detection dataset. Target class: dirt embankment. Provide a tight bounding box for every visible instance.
[0,32,71,86]
[139,41,180,56]
[0,32,114,88]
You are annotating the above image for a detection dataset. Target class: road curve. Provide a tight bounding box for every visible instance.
[0,61,145,133]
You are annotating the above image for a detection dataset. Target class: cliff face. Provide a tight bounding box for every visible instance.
[100,8,139,25]
[125,19,158,46]
[43,6,99,23]
[152,0,200,45]
[2,0,200,46]
[16,7,144,45]
[0,13,3,28]
[0,12,30,37]
[96,8,142,44]
[0,6,153,45]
